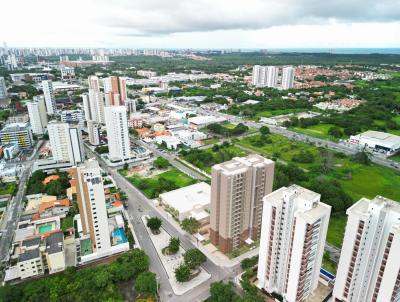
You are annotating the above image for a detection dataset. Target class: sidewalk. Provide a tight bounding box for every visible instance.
[141,215,211,296]
[154,205,259,268]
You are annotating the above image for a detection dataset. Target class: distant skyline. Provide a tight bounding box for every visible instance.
[2,0,400,48]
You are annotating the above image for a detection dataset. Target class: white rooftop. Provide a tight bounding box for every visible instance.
[159,182,210,213]
[358,130,400,147]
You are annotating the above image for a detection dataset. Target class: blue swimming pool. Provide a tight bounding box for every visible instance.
[114,228,128,245]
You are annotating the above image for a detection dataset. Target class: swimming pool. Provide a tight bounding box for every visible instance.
[38,224,53,234]
[113,228,128,245]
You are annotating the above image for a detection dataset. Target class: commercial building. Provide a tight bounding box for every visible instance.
[282,66,295,90]
[0,122,34,150]
[210,154,275,253]
[87,120,102,146]
[188,115,227,129]
[257,185,331,302]
[137,70,157,78]
[3,143,19,159]
[73,159,111,255]
[349,130,400,156]
[42,80,56,114]
[104,106,130,162]
[48,122,84,164]
[26,96,48,135]
[159,182,211,223]
[333,196,400,302]
[0,76,7,99]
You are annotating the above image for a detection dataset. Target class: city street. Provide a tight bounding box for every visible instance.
[85,146,239,302]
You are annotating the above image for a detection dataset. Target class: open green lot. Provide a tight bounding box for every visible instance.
[0,182,17,196]
[255,108,306,119]
[124,168,196,199]
[238,133,400,247]
[291,124,345,140]
[181,144,248,174]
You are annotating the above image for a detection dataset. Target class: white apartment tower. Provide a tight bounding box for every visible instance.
[282,66,295,90]
[82,90,105,124]
[26,96,48,135]
[333,196,400,302]
[48,122,85,164]
[252,65,279,88]
[0,76,7,99]
[87,120,101,146]
[42,80,56,114]
[257,185,331,302]
[73,159,111,254]
[104,106,130,162]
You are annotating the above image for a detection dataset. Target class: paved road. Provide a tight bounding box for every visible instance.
[133,138,208,181]
[0,141,44,262]
[85,146,239,302]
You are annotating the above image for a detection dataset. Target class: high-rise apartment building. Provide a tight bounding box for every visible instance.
[73,159,111,254]
[82,89,105,124]
[26,96,48,135]
[103,76,127,106]
[252,65,294,89]
[48,122,85,164]
[42,80,56,114]
[104,106,130,162]
[210,154,275,253]
[88,75,100,91]
[87,120,101,146]
[281,66,295,90]
[257,185,331,302]
[333,196,400,302]
[0,76,7,99]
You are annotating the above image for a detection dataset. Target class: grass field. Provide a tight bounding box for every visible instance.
[238,133,318,169]
[255,108,306,119]
[291,124,344,140]
[182,145,248,173]
[238,133,400,247]
[0,182,17,196]
[326,215,347,248]
[125,168,196,199]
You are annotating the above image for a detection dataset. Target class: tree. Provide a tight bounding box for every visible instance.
[240,256,258,270]
[259,126,270,135]
[184,249,206,269]
[134,271,157,297]
[175,264,191,282]
[165,237,180,254]
[153,157,170,169]
[292,150,314,163]
[123,163,129,171]
[129,128,138,136]
[181,217,201,234]
[209,281,239,302]
[146,217,162,234]
[353,151,371,165]
[328,126,343,138]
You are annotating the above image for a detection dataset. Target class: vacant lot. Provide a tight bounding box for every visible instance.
[291,124,345,140]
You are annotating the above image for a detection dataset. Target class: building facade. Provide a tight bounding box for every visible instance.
[73,159,111,254]
[48,122,84,164]
[0,76,7,99]
[87,120,101,146]
[257,185,331,302]
[82,89,105,124]
[27,96,48,135]
[210,154,275,253]
[41,80,56,114]
[104,106,130,162]
[0,122,33,150]
[333,196,400,302]
[282,66,295,90]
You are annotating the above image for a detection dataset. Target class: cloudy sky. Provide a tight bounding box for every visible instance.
[2,0,400,48]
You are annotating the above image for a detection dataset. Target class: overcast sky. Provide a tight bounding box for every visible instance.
[2,0,400,48]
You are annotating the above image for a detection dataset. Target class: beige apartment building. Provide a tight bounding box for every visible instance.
[210,154,275,253]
